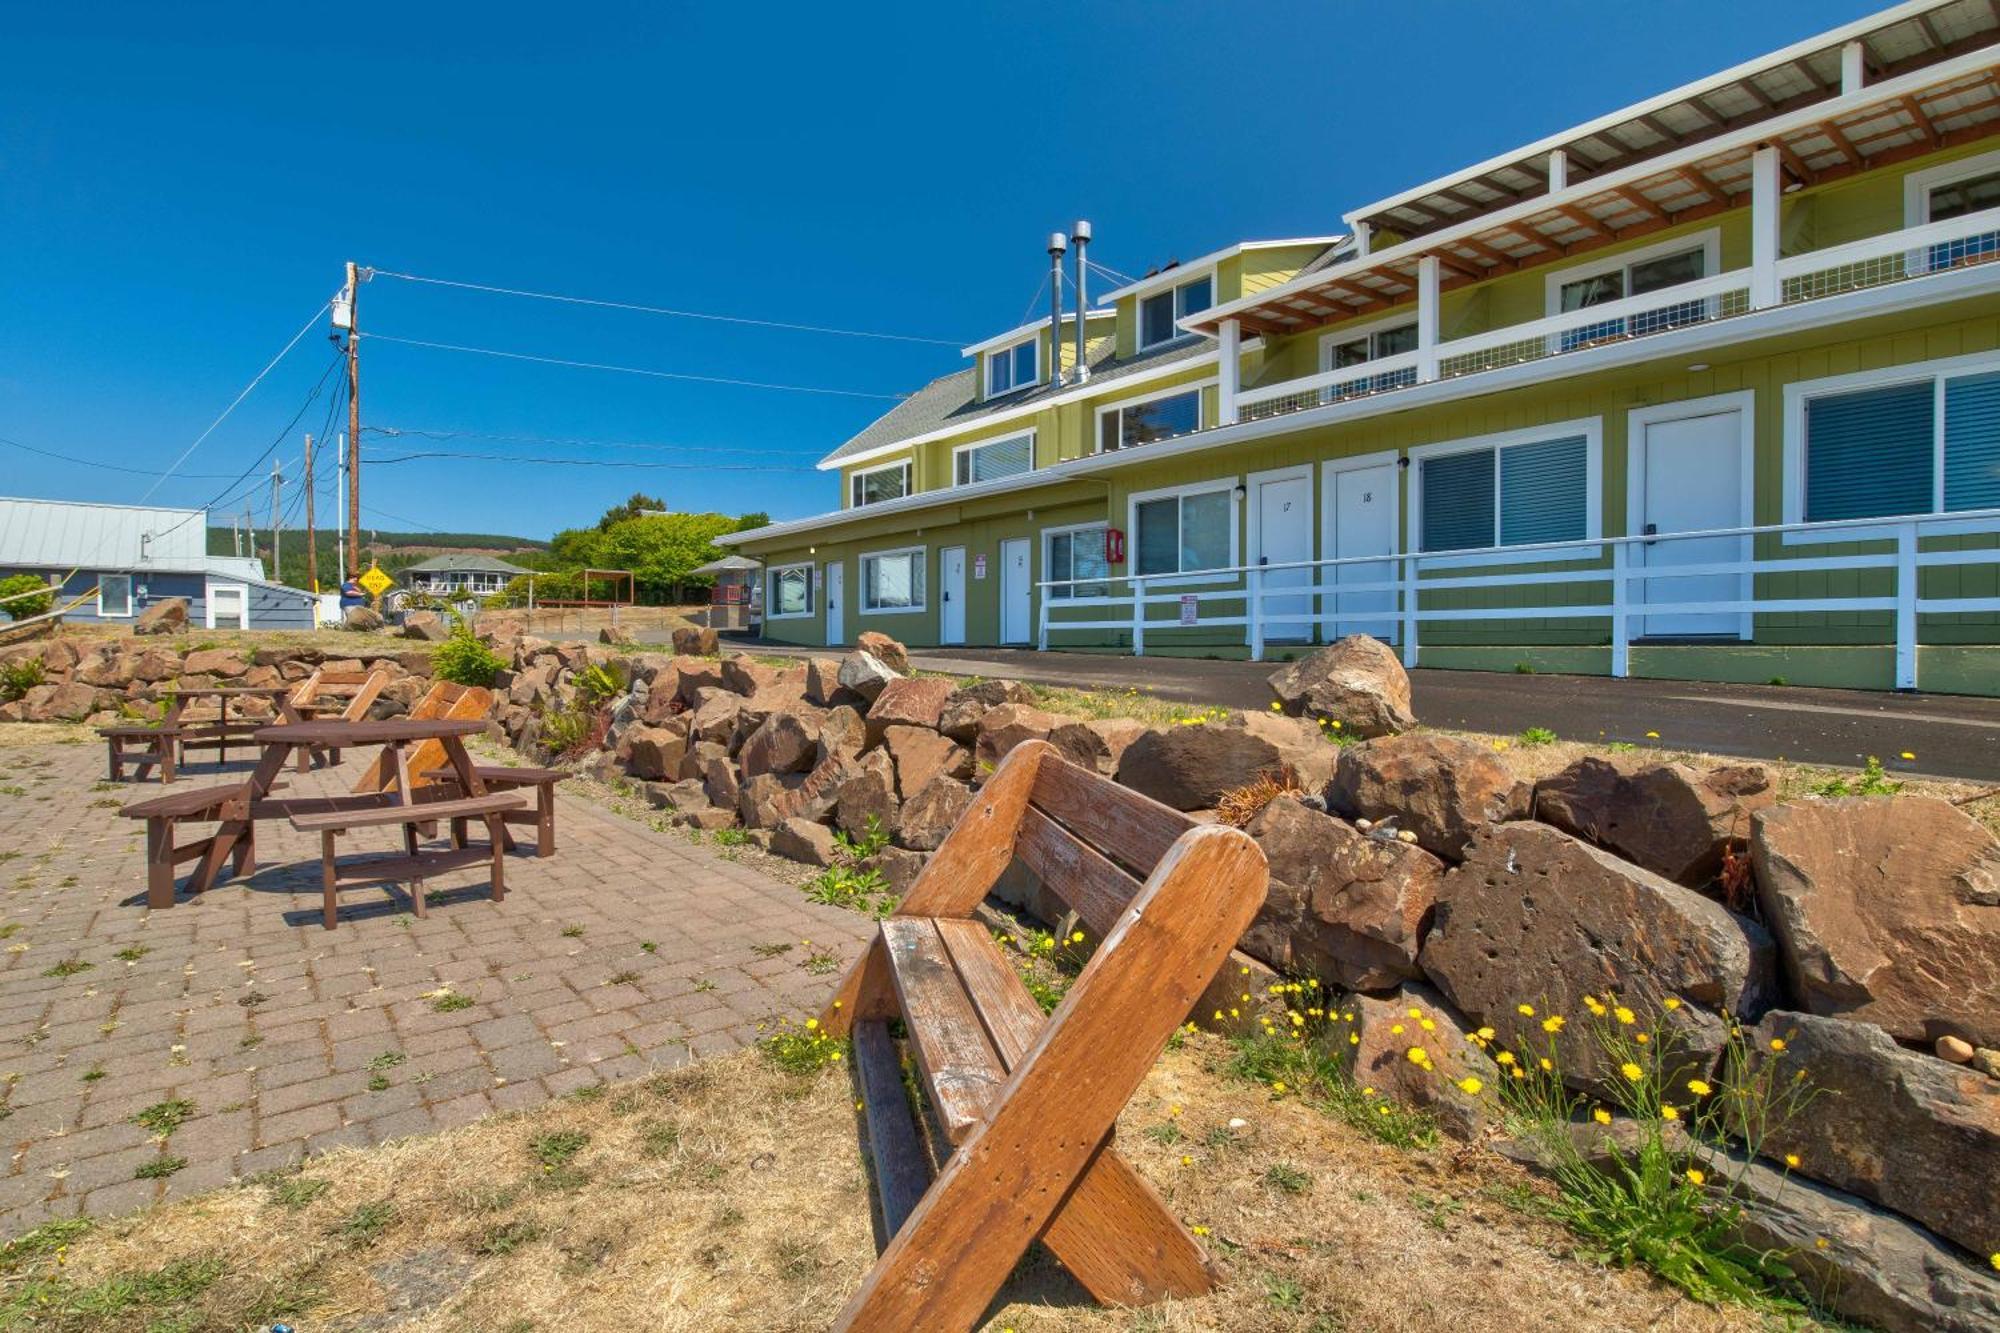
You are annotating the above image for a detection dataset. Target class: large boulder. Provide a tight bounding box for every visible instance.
[737,709,821,779]
[342,605,385,631]
[815,704,867,765]
[1748,1011,1999,1257]
[791,753,863,824]
[75,649,133,687]
[864,676,954,746]
[804,657,849,707]
[938,679,1035,742]
[132,597,189,636]
[835,750,900,837]
[1346,983,1500,1141]
[1535,756,1775,886]
[400,611,447,641]
[771,817,839,867]
[720,655,780,697]
[623,725,688,781]
[1752,796,2000,1050]
[836,651,898,704]
[1048,718,1147,776]
[973,703,1071,768]
[737,772,805,830]
[23,682,96,722]
[1243,797,1442,991]
[1267,635,1415,738]
[686,690,745,745]
[1420,822,1778,1091]
[855,631,910,673]
[1326,733,1529,861]
[896,774,973,851]
[671,625,719,656]
[182,647,247,678]
[882,725,969,799]
[672,655,725,702]
[1115,712,1334,812]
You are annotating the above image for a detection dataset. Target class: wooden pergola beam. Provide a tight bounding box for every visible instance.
[1901,94,1943,147]
[1612,185,1669,223]
[1818,117,1866,169]
[1554,203,1612,238]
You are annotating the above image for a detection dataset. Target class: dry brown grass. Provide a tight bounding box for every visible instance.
[2,1036,1809,1333]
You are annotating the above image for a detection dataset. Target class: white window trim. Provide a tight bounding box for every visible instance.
[984,336,1041,399]
[1903,146,2000,225]
[1406,416,1604,569]
[1625,392,1756,640]
[1093,378,1215,455]
[858,544,929,616]
[1139,270,1217,350]
[204,581,251,630]
[951,429,1037,488]
[1543,228,1723,318]
[1317,313,1419,370]
[1041,520,1111,599]
[848,458,912,509]
[1126,476,1241,589]
[97,573,134,618]
[765,561,815,621]
[1780,348,2000,543]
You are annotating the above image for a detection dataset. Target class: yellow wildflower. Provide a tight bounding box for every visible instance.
[1685,1168,1705,1186]
[1645,730,1660,739]
[1476,1026,1497,1041]
[1634,1032,1650,1044]
[1516,1003,1535,1017]
[1613,1006,1635,1026]
[1349,1033,1359,1045]
[1661,1106,1680,1121]
[1901,751,1916,761]
[1621,1062,1644,1082]
[1181,1155,1193,1166]
[1769,1038,1787,1053]
[1419,1018,1436,1032]
[1662,997,1681,1011]
[1593,1108,1613,1125]
[1539,1057,1553,1072]
[1784,1153,1801,1168]
[1407,1007,1422,1019]
[1457,1076,1484,1095]
[1272,1081,1286,1093]
[1406,1046,1429,1064]
[1391,1024,1405,1036]
[1687,1079,1712,1097]
[1071,931,1085,944]
[1192,1225,1210,1237]
[1541,1016,1565,1033]
[1496,1051,1517,1067]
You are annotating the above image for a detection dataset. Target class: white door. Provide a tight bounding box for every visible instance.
[939,547,967,645]
[1252,471,1314,641]
[999,538,1031,644]
[1637,409,1747,638]
[1325,459,1400,643]
[207,583,248,630]
[823,562,844,646]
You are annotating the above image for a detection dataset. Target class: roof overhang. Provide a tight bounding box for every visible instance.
[1098,236,1347,303]
[1347,0,1999,241]
[1186,44,2000,338]
[960,309,1116,357]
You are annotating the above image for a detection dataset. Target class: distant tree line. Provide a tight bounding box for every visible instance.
[485,493,769,607]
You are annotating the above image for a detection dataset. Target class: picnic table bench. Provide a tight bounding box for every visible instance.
[119,782,255,907]
[820,739,1268,1331]
[418,765,566,856]
[98,723,181,784]
[291,791,523,928]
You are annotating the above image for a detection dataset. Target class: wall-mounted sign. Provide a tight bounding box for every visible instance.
[1179,594,1198,626]
[973,554,988,580]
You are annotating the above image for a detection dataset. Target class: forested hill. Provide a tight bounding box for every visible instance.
[205,527,549,591]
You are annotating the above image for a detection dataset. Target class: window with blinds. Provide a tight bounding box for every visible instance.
[954,433,1033,486]
[1802,368,2000,522]
[1421,435,1589,553]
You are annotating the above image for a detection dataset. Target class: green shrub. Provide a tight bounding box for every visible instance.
[432,625,506,687]
[0,574,54,622]
[1809,754,1903,798]
[1,658,45,702]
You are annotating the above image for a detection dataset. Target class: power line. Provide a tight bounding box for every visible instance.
[0,435,242,480]
[363,448,815,473]
[364,424,822,458]
[151,352,347,540]
[367,332,906,401]
[139,300,333,501]
[370,268,965,347]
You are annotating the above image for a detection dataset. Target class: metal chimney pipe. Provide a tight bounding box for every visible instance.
[1048,231,1067,386]
[1072,220,1091,383]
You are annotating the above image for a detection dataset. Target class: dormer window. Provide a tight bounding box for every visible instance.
[849,460,910,508]
[1139,273,1213,349]
[986,338,1038,397]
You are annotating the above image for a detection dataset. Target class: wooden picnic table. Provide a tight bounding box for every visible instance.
[177,717,495,897]
[149,684,317,775]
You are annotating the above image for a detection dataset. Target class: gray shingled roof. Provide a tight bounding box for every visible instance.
[401,553,534,576]
[818,336,1215,468]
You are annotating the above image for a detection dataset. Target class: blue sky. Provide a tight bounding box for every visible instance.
[1,0,1882,540]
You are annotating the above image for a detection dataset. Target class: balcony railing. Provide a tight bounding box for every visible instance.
[1036,506,2000,691]
[1233,209,2000,428]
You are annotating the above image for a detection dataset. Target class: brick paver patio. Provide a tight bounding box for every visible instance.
[0,733,871,1239]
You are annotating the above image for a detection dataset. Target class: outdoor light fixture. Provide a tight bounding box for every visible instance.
[1234,483,1247,500]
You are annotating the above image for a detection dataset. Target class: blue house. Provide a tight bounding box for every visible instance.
[0,496,318,630]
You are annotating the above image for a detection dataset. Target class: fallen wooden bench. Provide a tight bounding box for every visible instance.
[289,793,524,929]
[419,765,567,856]
[98,723,182,784]
[820,739,1268,1331]
[118,782,254,909]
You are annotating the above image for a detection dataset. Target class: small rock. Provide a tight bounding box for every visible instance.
[1939,1034,1976,1064]
[131,597,189,635]
[771,817,839,867]
[671,626,719,656]
[938,679,1034,742]
[895,774,973,851]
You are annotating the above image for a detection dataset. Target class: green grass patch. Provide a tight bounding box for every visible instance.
[134,1154,187,1179]
[133,1099,195,1135]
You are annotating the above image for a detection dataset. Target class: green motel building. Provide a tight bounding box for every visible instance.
[723,0,2000,697]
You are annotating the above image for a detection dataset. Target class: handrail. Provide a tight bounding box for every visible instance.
[1775,206,2000,278]
[1238,349,1423,408]
[1035,506,2000,689]
[1434,270,1748,363]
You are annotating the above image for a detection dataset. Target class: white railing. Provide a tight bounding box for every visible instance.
[1035,507,2000,690]
[1229,210,2000,429]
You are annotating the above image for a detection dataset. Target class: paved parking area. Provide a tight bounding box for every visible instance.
[0,733,870,1239]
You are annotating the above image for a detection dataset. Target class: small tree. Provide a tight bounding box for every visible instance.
[0,574,55,623]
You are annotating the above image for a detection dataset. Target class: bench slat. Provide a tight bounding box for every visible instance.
[1015,807,1142,938]
[289,793,522,833]
[418,765,567,785]
[853,1019,934,1242]
[328,844,496,883]
[1029,753,1193,877]
[119,784,245,819]
[881,917,1006,1145]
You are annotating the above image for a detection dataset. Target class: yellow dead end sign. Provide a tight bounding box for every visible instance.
[358,564,394,600]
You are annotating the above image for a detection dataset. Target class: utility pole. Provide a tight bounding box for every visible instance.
[342,260,362,579]
[304,434,318,593]
[336,433,348,582]
[269,457,284,583]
